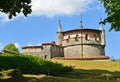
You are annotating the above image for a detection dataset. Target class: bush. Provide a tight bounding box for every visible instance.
[0,54,73,75]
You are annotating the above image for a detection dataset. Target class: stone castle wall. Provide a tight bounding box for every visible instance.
[22,42,64,59]
[51,45,64,58]
[64,44,105,57]
[60,29,105,58]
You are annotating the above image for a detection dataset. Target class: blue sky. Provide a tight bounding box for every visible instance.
[0,0,120,59]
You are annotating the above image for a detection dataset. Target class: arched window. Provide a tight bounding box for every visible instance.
[75,35,79,41]
[96,37,99,42]
[94,34,99,42]
[66,36,70,42]
[85,34,88,40]
[68,36,70,39]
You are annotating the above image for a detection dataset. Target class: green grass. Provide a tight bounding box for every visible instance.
[52,60,120,72]
[23,75,120,82]
[49,59,120,82]
[0,54,73,75]
[0,54,120,82]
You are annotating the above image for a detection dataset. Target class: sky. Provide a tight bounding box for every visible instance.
[0,0,120,59]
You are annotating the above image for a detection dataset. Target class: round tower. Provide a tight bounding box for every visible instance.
[60,19,109,60]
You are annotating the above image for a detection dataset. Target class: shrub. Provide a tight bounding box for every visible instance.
[0,54,73,75]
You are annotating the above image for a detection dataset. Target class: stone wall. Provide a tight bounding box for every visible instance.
[64,44,105,58]
[51,46,64,58]
[83,44,105,57]
[22,43,64,59]
[64,45,83,57]
[62,29,105,58]
[22,45,51,59]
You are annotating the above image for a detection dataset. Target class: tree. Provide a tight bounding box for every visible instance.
[3,43,19,53]
[100,0,120,31]
[0,0,32,19]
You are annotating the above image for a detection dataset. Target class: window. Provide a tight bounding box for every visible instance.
[94,34,99,42]
[68,36,70,39]
[85,34,88,40]
[45,55,47,59]
[75,35,79,41]
[66,39,69,42]
[94,34,97,41]
[66,36,70,42]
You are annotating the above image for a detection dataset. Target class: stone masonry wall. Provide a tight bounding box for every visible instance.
[22,45,51,59]
[62,29,105,58]
[64,44,105,58]
[51,46,64,58]
[22,44,64,59]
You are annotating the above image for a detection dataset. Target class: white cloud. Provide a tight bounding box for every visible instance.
[37,43,41,46]
[0,13,10,23]
[96,5,101,10]
[0,12,19,23]
[14,43,20,48]
[0,0,95,23]
[26,42,34,46]
[31,0,95,17]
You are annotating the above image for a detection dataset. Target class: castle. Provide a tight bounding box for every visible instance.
[22,19,110,60]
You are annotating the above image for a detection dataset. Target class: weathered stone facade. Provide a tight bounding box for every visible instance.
[60,29,105,58]
[22,42,64,59]
[22,20,109,60]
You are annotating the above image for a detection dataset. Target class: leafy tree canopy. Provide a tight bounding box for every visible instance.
[0,0,32,19]
[100,0,120,31]
[4,43,19,53]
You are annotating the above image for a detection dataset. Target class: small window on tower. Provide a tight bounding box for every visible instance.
[94,34,98,41]
[96,37,99,42]
[68,36,70,39]
[85,34,88,40]
[75,35,79,41]
[66,36,70,43]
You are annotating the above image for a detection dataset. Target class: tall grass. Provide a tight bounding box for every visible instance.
[52,60,120,72]
[0,54,73,75]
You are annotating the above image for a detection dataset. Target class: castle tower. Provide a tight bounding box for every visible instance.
[57,20,63,45]
[99,18,106,48]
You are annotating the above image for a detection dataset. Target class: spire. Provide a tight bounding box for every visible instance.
[80,20,83,29]
[58,19,62,32]
[79,13,83,29]
[99,18,104,30]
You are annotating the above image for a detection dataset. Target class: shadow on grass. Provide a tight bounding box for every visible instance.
[56,69,120,80]
[0,69,120,82]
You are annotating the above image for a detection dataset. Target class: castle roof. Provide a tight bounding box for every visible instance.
[42,41,62,47]
[62,28,101,34]
[22,41,62,49]
[22,46,43,49]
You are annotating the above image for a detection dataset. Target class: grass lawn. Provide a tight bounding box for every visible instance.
[1,60,120,82]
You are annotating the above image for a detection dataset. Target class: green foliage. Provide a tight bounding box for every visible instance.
[3,43,19,53]
[100,0,120,31]
[0,54,73,75]
[0,0,32,19]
